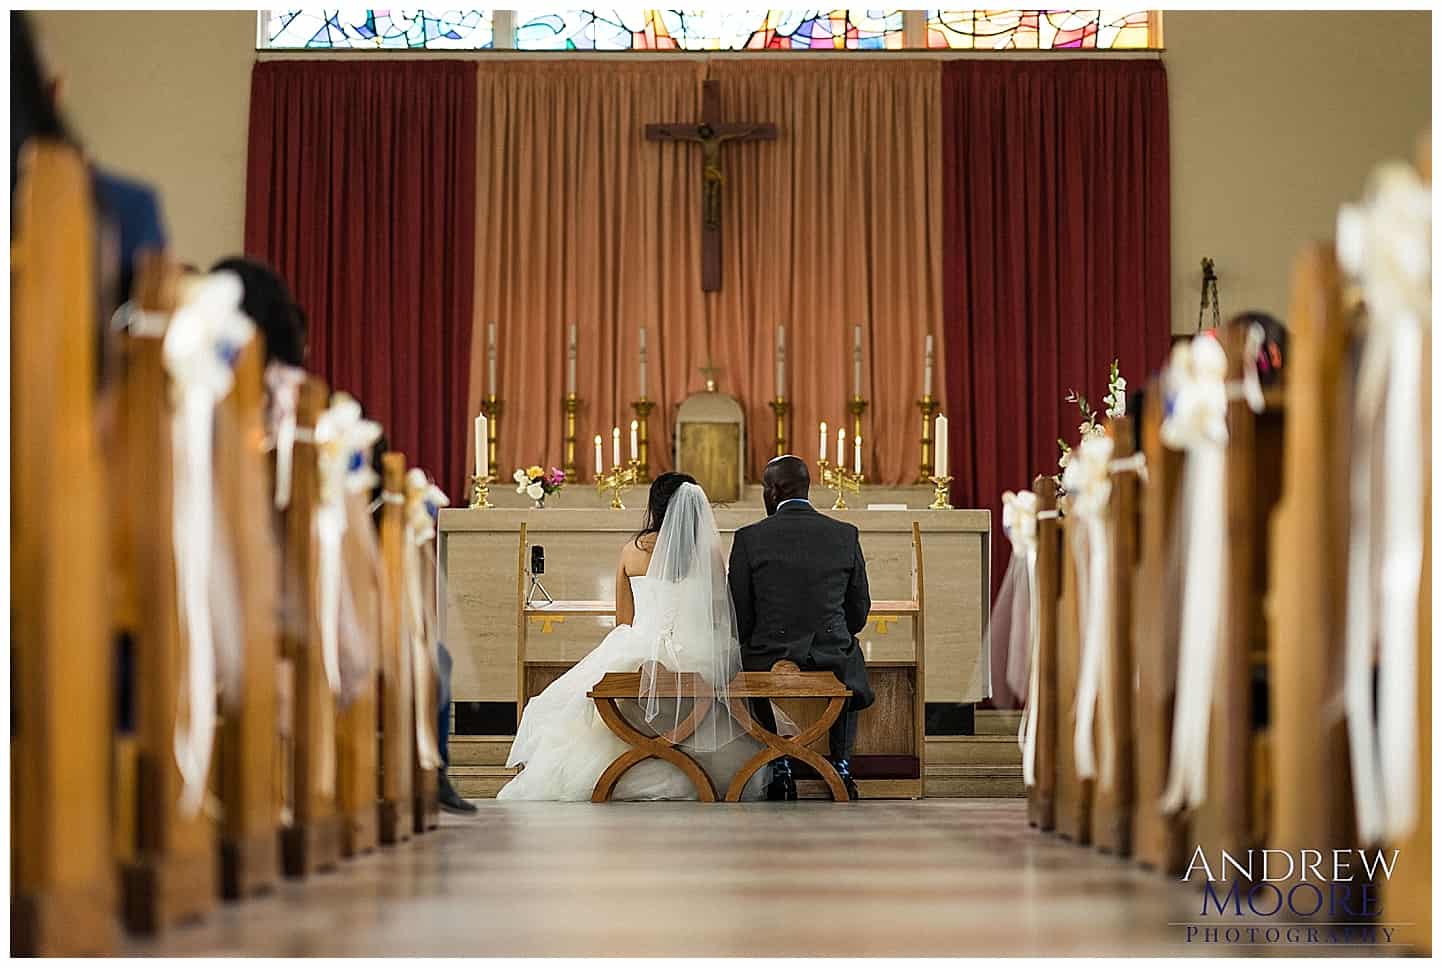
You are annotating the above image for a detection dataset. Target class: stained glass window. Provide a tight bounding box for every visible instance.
[925,10,1154,49]
[265,9,495,49]
[513,10,905,50]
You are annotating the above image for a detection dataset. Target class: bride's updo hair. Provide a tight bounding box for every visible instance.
[635,471,698,548]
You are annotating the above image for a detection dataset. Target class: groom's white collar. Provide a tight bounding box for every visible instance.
[776,498,812,512]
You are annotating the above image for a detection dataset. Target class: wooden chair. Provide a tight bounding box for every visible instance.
[337,485,382,857]
[377,453,415,843]
[1092,415,1141,856]
[1025,476,1061,832]
[1267,245,1357,887]
[1051,502,1091,843]
[278,377,342,876]
[1130,381,1189,874]
[214,337,282,898]
[113,258,218,933]
[11,141,117,955]
[1192,322,1286,866]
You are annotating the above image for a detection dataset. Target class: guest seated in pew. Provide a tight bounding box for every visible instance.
[210,256,308,367]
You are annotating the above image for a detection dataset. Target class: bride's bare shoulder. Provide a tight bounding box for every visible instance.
[619,532,656,576]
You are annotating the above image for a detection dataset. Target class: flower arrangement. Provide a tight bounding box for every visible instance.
[1054,358,1127,491]
[514,465,565,506]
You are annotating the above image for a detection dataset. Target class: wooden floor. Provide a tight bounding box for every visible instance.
[123,800,1393,957]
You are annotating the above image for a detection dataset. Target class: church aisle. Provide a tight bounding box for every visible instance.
[118,800,1356,957]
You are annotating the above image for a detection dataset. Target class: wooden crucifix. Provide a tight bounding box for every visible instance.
[645,80,778,292]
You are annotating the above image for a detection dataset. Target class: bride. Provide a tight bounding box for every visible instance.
[497,473,769,801]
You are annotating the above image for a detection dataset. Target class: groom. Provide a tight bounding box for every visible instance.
[728,455,873,801]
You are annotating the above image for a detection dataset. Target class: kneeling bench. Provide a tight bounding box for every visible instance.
[587,660,853,802]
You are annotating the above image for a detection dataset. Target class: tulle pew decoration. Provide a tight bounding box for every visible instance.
[404,470,450,772]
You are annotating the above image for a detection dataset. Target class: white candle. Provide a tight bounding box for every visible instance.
[924,333,935,398]
[819,421,828,463]
[475,413,487,478]
[854,433,862,475]
[567,323,578,394]
[837,427,846,468]
[612,426,621,468]
[594,434,604,476]
[638,326,648,399]
[935,413,949,478]
[487,320,497,395]
[853,323,863,397]
[629,420,639,461]
[775,324,786,395]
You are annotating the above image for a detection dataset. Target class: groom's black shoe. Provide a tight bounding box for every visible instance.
[831,758,860,801]
[766,757,797,802]
[439,771,478,815]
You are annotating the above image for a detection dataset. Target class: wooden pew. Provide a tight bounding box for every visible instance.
[412,493,441,833]
[1092,416,1140,856]
[114,262,218,933]
[215,338,282,898]
[11,141,118,955]
[1267,246,1356,884]
[1025,476,1060,831]
[279,377,343,876]
[1052,499,1090,843]
[337,484,382,856]
[1192,321,1286,866]
[1130,382,1189,874]
[378,453,415,843]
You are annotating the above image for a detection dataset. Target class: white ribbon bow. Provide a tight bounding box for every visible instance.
[1061,435,1115,785]
[160,270,255,817]
[1336,161,1430,846]
[265,362,306,510]
[404,469,450,770]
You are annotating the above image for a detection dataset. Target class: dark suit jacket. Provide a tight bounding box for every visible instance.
[727,500,874,709]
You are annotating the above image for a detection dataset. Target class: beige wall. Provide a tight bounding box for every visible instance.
[33,10,1430,330]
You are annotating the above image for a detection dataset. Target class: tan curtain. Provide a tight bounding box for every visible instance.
[469,59,944,487]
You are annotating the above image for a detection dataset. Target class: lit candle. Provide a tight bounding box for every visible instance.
[935,413,949,478]
[775,324,786,395]
[487,320,497,396]
[629,419,638,461]
[567,323,578,395]
[853,323,863,397]
[612,426,621,468]
[475,413,487,479]
[837,427,846,468]
[594,434,604,477]
[819,421,828,463]
[923,333,934,398]
[854,433,862,475]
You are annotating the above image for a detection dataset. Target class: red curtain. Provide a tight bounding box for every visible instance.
[941,60,1172,598]
[244,61,478,500]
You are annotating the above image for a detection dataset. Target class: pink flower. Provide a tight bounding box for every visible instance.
[547,467,565,485]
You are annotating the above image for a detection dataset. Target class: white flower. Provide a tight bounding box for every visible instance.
[526,482,545,501]
[514,468,529,493]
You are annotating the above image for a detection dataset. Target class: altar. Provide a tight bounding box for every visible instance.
[438,503,992,742]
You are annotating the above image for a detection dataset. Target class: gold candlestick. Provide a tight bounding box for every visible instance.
[468,475,493,509]
[480,395,502,482]
[927,474,953,510]
[632,398,655,482]
[595,459,641,510]
[768,397,790,457]
[562,392,580,483]
[818,459,863,511]
[847,395,867,448]
[916,395,940,484]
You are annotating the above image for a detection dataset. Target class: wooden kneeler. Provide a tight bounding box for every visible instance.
[377,453,415,843]
[279,377,343,876]
[337,486,382,857]
[215,338,282,898]
[11,141,118,955]
[115,262,218,933]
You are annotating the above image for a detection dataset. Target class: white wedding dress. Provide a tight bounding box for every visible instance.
[498,485,768,801]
